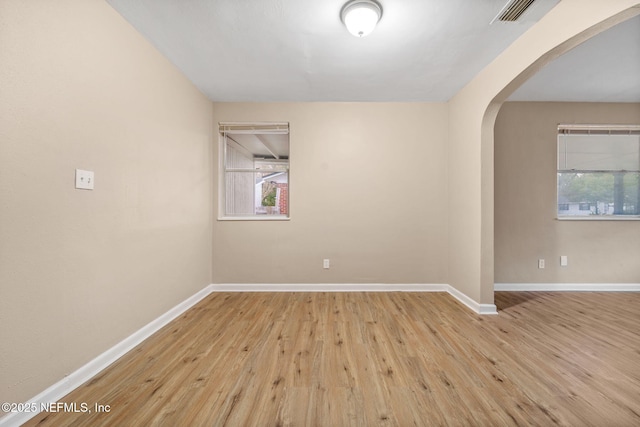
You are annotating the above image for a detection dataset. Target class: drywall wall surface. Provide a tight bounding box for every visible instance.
[447,0,640,304]
[212,102,449,284]
[495,102,640,283]
[0,0,212,404]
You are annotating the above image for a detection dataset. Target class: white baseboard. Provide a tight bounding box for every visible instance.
[446,286,498,315]
[210,283,498,315]
[495,283,640,292]
[0,284,215,427]
[210,283,449,292]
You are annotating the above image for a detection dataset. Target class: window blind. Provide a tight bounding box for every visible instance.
[219,122,289,135]
[558,125,640,172]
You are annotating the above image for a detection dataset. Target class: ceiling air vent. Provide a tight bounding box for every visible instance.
[496,0,536,22]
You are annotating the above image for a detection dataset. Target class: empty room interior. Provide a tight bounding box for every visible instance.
[1,0,639,425]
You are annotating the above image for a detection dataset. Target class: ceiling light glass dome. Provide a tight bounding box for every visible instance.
[341,0,382,38]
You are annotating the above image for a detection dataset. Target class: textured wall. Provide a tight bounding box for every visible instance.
[447,0,640,304]
[212,103,449,285]
[0,0,212,404]
[495,102,640,283]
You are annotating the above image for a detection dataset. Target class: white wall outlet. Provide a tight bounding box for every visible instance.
[323,259,330,269]
[538,259,545,269]
[75,169,94,190]
[560,256,568,267]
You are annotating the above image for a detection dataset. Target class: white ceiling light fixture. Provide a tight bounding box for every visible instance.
[341,0,383,38]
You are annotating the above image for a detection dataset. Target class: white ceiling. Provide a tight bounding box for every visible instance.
[106,0,639,103]
[508,14,640,102]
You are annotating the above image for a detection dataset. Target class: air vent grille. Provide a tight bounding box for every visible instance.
[497,0,536,22]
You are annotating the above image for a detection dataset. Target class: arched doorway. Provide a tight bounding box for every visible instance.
[447,0,640,311]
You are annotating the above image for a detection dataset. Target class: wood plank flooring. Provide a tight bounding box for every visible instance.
[24,292,640,426]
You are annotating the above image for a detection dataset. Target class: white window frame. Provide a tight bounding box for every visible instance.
[557,124,640,221]
[218,122,290,221]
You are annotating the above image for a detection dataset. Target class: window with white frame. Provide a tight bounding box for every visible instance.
[219,122,289,219]
[557,124,640,219]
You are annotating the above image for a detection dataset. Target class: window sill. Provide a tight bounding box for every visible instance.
[217,216,290,221]
[557,216,640,221]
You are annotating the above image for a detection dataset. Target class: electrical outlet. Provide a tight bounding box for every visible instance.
[75,169,94,190]
[538,259,545,269]
[560,256,568,267]
[323,259,330,269]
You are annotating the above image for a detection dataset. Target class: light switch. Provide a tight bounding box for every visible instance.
[75,169,94,190]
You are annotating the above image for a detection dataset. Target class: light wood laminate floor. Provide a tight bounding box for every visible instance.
[24,292,640,426]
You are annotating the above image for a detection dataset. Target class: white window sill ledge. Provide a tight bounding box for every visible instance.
[218,216,290,221]
[557,216,640,221]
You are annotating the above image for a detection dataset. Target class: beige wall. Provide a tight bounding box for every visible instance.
[495,102,640,283]
[212,103,449,284]
[447,0,640,304]
[0,0,212,405]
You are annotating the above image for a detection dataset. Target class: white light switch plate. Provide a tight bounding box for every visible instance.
[75,169,94,190]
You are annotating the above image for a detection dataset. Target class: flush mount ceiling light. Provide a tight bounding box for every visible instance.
[341,0,383,38]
